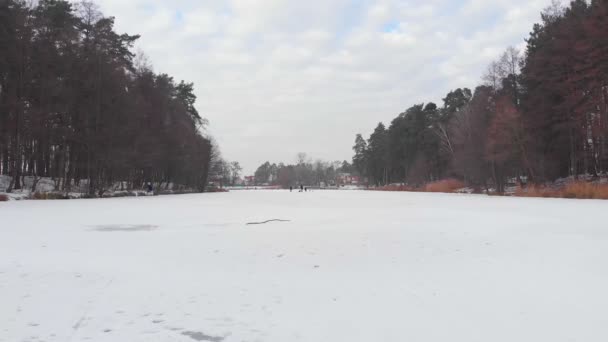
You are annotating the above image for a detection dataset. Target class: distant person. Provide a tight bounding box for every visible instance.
[300,184,304,192]
[290,186,293,192]
[147,182,153,193]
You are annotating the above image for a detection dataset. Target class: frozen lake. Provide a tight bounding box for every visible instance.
[2,190,608,342]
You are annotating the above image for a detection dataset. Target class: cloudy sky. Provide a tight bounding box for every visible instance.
[86,0,555,174]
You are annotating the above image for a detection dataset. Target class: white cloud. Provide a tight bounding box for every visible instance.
[81,0,551,173]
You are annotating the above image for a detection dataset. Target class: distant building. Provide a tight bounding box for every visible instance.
[244,176,255,186]
[337,173,361,185]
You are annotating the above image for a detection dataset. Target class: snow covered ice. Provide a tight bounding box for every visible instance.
[2,190,608,342]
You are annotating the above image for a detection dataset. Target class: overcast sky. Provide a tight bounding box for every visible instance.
[85,0,556,174]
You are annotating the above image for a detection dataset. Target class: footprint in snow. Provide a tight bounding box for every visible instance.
[181,331,225,342]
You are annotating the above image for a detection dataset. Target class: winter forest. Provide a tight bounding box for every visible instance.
[0,0,213,196]
[3,0,608,198]
[252,154,355,189]
[352,0,608,193]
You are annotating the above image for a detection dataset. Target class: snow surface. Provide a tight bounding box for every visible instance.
[1,190,608,342]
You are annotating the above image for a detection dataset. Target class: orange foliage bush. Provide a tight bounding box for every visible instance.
[562,182,608,199]
[375,179,608,200]
[0,194,9,202]
[515,181,608,200]
[423,179,465,193]
[373,179,464,194]
[514,185,557,198]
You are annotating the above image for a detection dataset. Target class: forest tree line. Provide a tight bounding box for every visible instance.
[0,0,213,195]
[253,153,355,188]
[352,0,608,192]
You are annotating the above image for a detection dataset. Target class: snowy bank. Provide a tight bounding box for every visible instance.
[0,175,204,201]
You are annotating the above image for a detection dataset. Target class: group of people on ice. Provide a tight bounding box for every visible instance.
[290,185,308,192]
